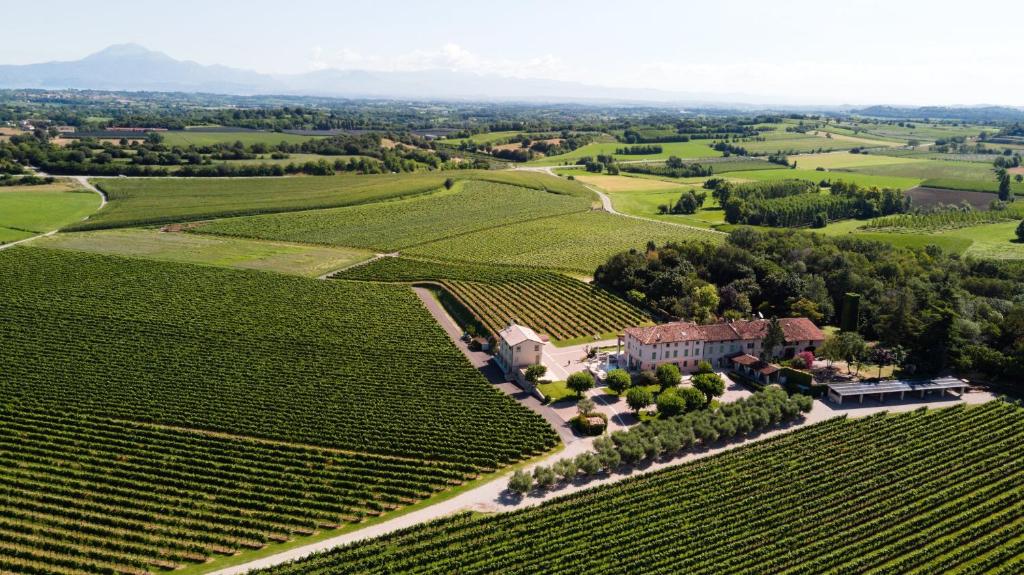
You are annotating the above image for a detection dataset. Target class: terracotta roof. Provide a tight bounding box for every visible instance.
[730,354,761,366]
[498,322,543,346]
[624,318,824,345]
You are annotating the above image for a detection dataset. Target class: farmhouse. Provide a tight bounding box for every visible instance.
[620,317,824,373]
[495,320,544,377]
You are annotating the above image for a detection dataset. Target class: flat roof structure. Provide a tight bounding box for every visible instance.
[826,377,969,404]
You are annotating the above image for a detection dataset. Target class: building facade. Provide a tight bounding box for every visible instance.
[620,318,824,373]
[496,321,544,376]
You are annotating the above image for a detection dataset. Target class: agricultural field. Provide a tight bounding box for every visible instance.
[844,158,1003,182]
[791,151,928,171]
[830,121,987,142]
[405,210,726,273]
[194,181,590,250]
[571,174,725,228]
[35,228,374,276]
[69,172,454,230]
[161,129,322,147]
[728,168,924,190]
[0,405,475,573]
[0,181,102,243]
[918,177,1024,195]
[256,401,1024,575]
[437,131,523,146]
[0,247,558,468]
[528,141,722,166]
[336,257,650,344]
[735,131,880,154]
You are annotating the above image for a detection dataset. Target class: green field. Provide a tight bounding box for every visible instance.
[70,172,455,230]
[36,228,374,276]
[528,141,722,166]
[919,177,1024,195]
[437,131,523,146]
[735,131,879,154]
[336,257,649,344]
[729,168,924,190]
[0,247,557,468]
[791,151,927,171]
[405,210,725,273]
[195,181,590,250]
[0,182,102,243]
[0,405,474,572]
[831,121,987,142]
[255,401,1024,575]
[846,159,1001,182]
[161,129,322,147]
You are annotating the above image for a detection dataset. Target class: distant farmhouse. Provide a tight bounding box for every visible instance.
[621,318,824,373]
[496,321,544,377]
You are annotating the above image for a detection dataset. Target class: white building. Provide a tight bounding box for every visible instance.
[620,317,825,373]
[496,321,544,376]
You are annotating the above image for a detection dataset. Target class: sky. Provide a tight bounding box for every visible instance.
[3,0,1021,106]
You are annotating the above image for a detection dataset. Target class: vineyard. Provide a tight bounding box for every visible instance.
[0,405,476,574]
[861,206,1024,232]
[256,401,1024,575]
[336,257,649,342]
[0,247,558,469]
[405,211,725,273]
[195,181,590,250]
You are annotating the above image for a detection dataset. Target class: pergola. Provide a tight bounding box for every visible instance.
[826,377,969,404]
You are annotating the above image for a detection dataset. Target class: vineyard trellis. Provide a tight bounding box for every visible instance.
[255,401,1024,575]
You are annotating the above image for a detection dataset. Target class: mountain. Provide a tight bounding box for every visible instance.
[0,44,766,105]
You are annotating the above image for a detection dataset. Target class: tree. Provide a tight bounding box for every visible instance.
[566,371,595,397]
[533,465,556,490]
[677,385,707,411]
[575,452,602,476]
[576,397,596,416]
[691,373,725,404]
[507,470,532,495]
[869,346,897,379]
[1017,174,1024,184]
[655,388,686,417]
[626,387,653,414]
[834,332,867,374]
[605,368,631,394]
[1017,219,1024,243]
[552,458,578,482]
[695,360,713,374]
[443,177,455,189]
[524,364,547,385]
[761,316,786,360]
[998,169,1013,202]
[818,334,843,368]
[655,363,681,390]
[691,284,720,323]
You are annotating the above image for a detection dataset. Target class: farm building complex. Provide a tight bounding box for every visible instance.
[620,317,824,373]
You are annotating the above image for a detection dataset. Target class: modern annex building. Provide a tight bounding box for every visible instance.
[620,318,824,373]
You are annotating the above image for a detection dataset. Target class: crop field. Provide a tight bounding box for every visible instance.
[336,257,649,343]
[0,247,558,468]
[846,159,1000,181]
[734,132,871,154]
[831,121,986,142]
[69,172,454,230]
[161,129,322,147]
[728,168,923,190]
[905,187,1006,210]
[256,401,1024,575]
[572,174,689,192]
[195,181,590,250]
[0,181,101,243]
[569,175,725,228]
[0,405,475,573]
[862,205,1024,232]
[405,210,726,273]
[437,131,523,146]
[528,141,722,166]
[919,177,1024,195]
[792,151,927,171]
[35,228,374,277]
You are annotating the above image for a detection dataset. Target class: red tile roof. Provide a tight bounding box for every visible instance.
[625,318,824,345]
[730,353,761,366]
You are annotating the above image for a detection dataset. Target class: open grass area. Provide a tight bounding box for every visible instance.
[0,181,102,243]
[252,401,1024,575]
[161,129,323,147]
[196,181,590,250]
[405,210,725,273]
[528,141,722,166]
[70,172,456,230]
[36,228,374,276]
[537,380,575,402]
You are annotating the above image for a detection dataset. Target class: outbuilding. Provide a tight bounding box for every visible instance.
[496,320,544,377]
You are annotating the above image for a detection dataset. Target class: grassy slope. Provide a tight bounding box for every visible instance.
[0,182,101,241]
[36,228,374,277]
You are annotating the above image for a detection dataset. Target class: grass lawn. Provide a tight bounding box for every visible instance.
[36,228,375,277]
[529,141,722,166]
[0,182,102,243]
[162,130,322,147]
[538,380,576,402]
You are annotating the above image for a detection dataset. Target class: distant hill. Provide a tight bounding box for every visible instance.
[0,44,738,105]
[852,105,1024,122]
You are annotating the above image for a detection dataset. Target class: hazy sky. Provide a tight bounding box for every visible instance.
[4,0,1021,106]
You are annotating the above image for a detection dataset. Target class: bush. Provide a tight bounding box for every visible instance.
[633,370,657,387]
[605,369,631,394]
[656,388,686,417]
[572,412,607,435]
[677,386,707,411]
[552,458,578,482]
[533,465,557,490]
[575,452,602,476]
[508,470,533,494]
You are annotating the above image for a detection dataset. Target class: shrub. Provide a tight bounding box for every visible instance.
[677,386,707,411]
[575,452,602,476]
[552,458,578,482]
[533,465,557,490]
[507,470,533,494]
[572,412,607,436]
[656,388,686,417]
[695,361,714,374]
[605,369,631,394]
[634,370,657,387]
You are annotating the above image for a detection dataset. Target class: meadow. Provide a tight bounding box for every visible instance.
[195,181,591,250]
[161,129,322,147]
[35,228,374,276]
[0,247,558,468]
[528,141,722,166]
[405,210,726,273]
[255,402,1024,575]
[572,174,725,228]
[0,181,101,243]
[336,257,650,344]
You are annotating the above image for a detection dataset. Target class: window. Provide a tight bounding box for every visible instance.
[651,352,657,360]
[673,350,678,358]
[684,349,689,357]
[535,345,540,352]
[747,342,754,350]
